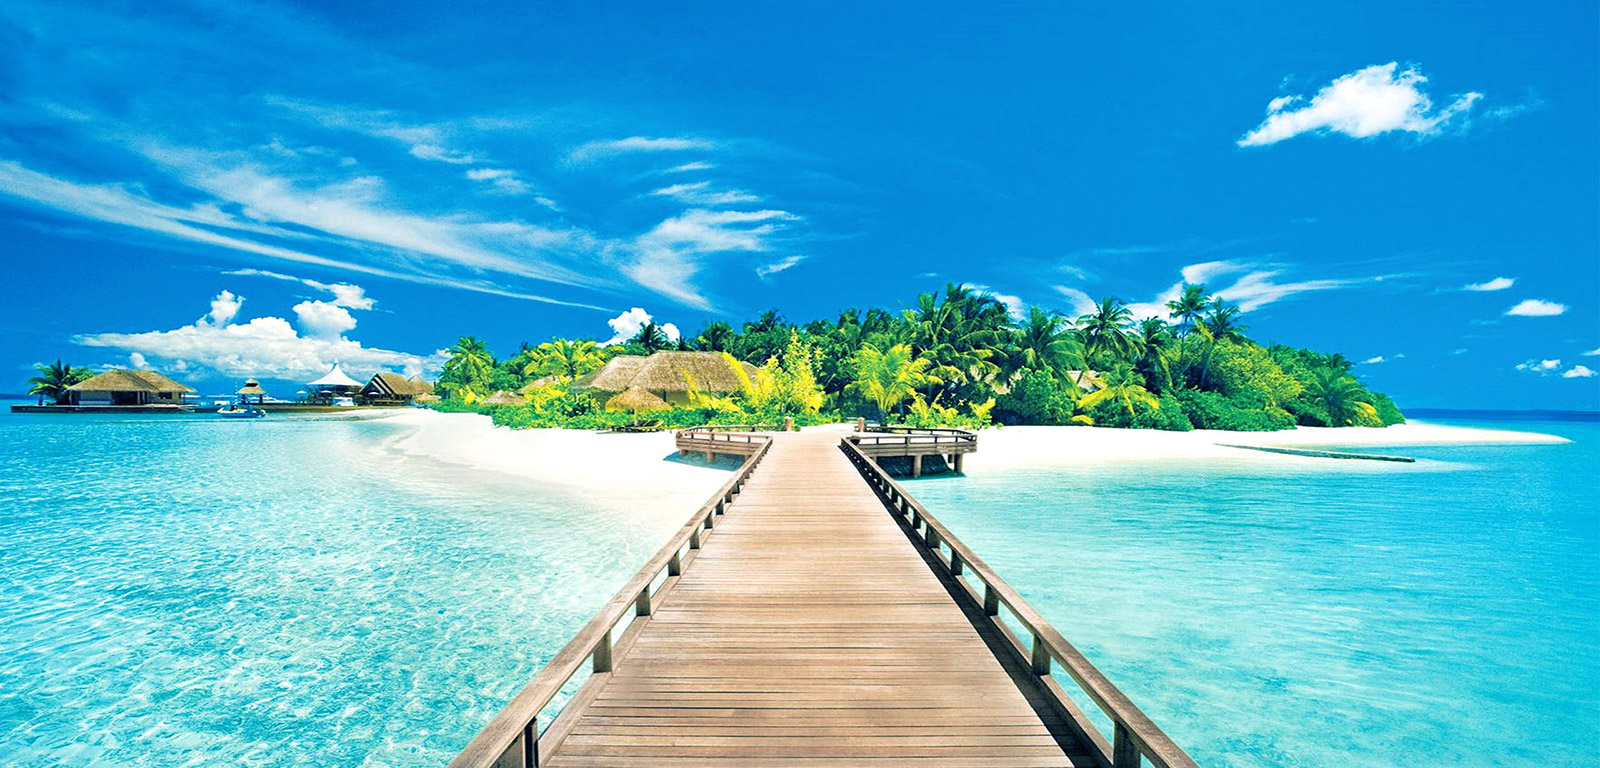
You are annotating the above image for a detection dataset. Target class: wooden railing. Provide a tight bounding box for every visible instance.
[675,425,773,454]
[840,437,1201,768]
[848,425,979,451]
[448,435,773,768]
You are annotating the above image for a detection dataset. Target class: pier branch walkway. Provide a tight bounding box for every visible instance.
[450,427,1198,768]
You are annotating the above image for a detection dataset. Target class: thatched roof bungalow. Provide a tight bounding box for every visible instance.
[67,369,194,406]
[606,386,670,412]
[361,372,434,404]
[481,390,524,406]
[236,378,269,404]
[572,351,756,406]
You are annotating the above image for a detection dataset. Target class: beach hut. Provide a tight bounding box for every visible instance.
[235,378,269,405]
[360,372,434,405]
[481,390,524,406]
[307,362,363,402]
[66,369,194,406]
[606,386,670,412]
[573,351,755,406]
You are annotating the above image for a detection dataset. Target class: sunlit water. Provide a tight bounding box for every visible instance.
[0,407,686,767]
[2,408,1595,767]
[908,419,1600,767]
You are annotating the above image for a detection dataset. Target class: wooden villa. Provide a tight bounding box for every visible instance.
[360,372,434,405]
[572,351,756,406]
[9,368,199,412]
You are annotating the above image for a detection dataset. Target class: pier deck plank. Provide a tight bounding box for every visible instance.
[542,433,1087,767]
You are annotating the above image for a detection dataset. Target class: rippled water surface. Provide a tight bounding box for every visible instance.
[908,419,1600,768]
[0,408,685,767]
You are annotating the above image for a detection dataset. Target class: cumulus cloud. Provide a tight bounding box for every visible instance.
[75,290,444,380]
[128,352,150,369]
[1239,63,1483,147]
[1506,299,1567,317]
[971,285,1027,321]
[1583,347,1600,357]
[1463,277,1515,292]
[568,136,714,164]
[601,307,680,347]
[1564,365,1596,379]
[1516,359,1563,374]
[224,268,374,309]
[756,254,807,279]
[207,290,244,325]
[292,300,357,339]
[1362,356,1386,364]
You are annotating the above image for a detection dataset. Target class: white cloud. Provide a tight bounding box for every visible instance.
[626,209,798,309]
[601,307,679,346]
[1463,277,1515,292]
[1506,299,1567,317]
[665,161,715,173]
[207,290,244,325]
[1583,347,1600,356]
[1363,356,1386,364]
[567,136,713,164]
[266,96,479,165]
[1516,359,1563,374]
[223,268,374,310]
[292,300,357,339]
[74,291,443,380]
[1052,286,1097,318]
[971,285,1026,321]
[1117,260,1367,320]
[128,352,150,369]
[1563,365,1596,379]
[756,254,807,279]
[1239,63,1483,147]
[465,167,533,196]
[651,181,760,206]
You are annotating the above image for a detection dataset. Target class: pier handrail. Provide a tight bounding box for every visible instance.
[675,425,770,446]
[849,425,978,449]
[840,437,1201,768]
[449,434,773,768]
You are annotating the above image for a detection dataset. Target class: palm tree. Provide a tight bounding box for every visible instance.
[1078,363,1159,420]
[525,339,605,382]
[1166,283,1210,336]
[1075,297,1137,363]
[1196,299,1248,388]
[1307,368,1378,426]
[901,284,1009,403]
[849,343,940,419]
[1134,317,1175,392]
[631,322,673,352]
[443,336,495,395]
[28,360,93,405]
[1013,306,1084,376]
[693,321,736,352]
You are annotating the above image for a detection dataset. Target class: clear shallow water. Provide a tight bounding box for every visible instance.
[0,407,687,767]
[909,420,1600,767]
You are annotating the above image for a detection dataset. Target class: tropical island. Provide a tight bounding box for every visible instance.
[431,282,1405,432]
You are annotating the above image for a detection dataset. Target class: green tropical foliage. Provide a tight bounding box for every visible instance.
[431,282,1403,433]
[28,360,94,404]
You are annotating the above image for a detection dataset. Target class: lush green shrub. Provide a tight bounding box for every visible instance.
[1177,390,1295,431]
[994,369,1077,425]
[1368,391,1405,425]
[1083,391,1192,431]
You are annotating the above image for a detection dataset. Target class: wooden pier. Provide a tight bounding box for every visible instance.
[451,428,1198,768]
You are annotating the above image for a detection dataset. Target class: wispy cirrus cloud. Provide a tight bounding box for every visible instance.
[652,181,760,206]
[1240,63,1483,147]
[567,136,714,165]
[756,254,808,280]
[1463,276,1515,292]
[1108,260,1375,320]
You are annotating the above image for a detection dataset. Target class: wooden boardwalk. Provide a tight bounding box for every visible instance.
[452,429,1198,768]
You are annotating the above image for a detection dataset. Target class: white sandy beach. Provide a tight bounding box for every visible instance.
[380,410,1570,505]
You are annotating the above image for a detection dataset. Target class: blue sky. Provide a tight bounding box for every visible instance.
[0,0,1595,409]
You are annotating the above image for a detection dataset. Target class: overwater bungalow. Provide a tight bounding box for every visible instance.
[360,372,434,405]
[572,350,757,406]
[10,369,199,412]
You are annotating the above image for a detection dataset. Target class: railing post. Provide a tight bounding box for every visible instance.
[1113,722,1140,768]
[950,552,963,576]
[926,526,940,550]
[983,583,999,616]
[1030,631,1051,676]
[593,630,613,674]
[635,586,652,617]
[668,551,681,576]
[522,716,538,768]
[690,528,701,550]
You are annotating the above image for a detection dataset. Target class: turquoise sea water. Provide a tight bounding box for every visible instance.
[1,409,1595,767]
[909,419,1600,767]
[0,407,684,767]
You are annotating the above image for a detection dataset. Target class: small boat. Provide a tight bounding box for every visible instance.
[217,405,265,418]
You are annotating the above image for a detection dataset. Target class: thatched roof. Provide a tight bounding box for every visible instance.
[573,351,755,398]
[70,369,195,393]
[365,372,432,397]
[482,390,524,405]
[236,378,268,396]
[414,393,440,404]
[606,386,670,412]
[309,362,362,388]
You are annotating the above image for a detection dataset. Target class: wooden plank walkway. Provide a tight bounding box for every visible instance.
[540,433,1092,767]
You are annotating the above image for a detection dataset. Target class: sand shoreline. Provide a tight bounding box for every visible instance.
[377,410,1570,494]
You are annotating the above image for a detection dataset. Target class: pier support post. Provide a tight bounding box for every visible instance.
[911,455,922,478]
[1113,722,1139,768]
[953,453,964,474]
[855,417,865,432]
[704,451,715,463]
